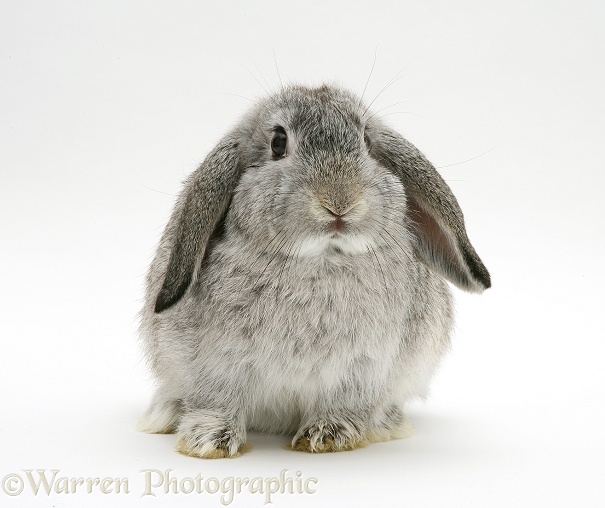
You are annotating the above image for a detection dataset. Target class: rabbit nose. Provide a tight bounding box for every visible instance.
[323,206,344,218]
[320,202,361,234]
[321,202,357,217]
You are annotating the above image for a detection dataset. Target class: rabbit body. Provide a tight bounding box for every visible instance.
[138,85,489,457]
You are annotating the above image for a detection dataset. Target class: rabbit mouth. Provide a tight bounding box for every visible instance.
[329,217,347,235]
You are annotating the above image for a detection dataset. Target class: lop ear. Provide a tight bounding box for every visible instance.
[371,126,491,293]
[154,135,242,313]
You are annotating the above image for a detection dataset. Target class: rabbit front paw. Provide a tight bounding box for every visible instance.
[176,411,246,459]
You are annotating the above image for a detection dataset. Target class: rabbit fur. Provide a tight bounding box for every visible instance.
[138,84,490,458]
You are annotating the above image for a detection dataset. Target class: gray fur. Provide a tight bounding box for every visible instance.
[138,84,490,457]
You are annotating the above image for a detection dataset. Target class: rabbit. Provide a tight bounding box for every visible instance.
[137,83,490,458]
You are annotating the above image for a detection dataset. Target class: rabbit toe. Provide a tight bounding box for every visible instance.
[292,417,366,453]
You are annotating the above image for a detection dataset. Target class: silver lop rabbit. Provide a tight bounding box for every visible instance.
[138,84,490,458]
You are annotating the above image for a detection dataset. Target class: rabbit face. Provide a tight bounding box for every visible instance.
[227,86,409,259]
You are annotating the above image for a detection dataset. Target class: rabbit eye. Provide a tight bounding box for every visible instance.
[271,127,288,158]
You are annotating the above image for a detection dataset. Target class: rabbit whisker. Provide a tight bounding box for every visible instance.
[253,60,275,95]
[249,227,288,274]
[273,49,283,90]
[367,216,414,265]
[215,90,263,106]
[362,63,412,118]
[365,101,407,123]
[254,229,293,288]
[436,147,495,170]
[141,184,178,197]
[374,111,426,121]
[244,65,271,97]
[368,244,388,294]
[358,46,379,109]
[275,234,301,293]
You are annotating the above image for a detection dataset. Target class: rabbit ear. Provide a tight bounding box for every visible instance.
[371,126,491,293]
[154,135,242,313]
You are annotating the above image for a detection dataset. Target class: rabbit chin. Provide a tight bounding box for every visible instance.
[295,234,374,258]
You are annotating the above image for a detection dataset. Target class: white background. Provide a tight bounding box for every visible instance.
[1,1,604,506]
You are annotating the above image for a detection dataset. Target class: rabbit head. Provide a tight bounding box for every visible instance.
[154,84,490,313]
